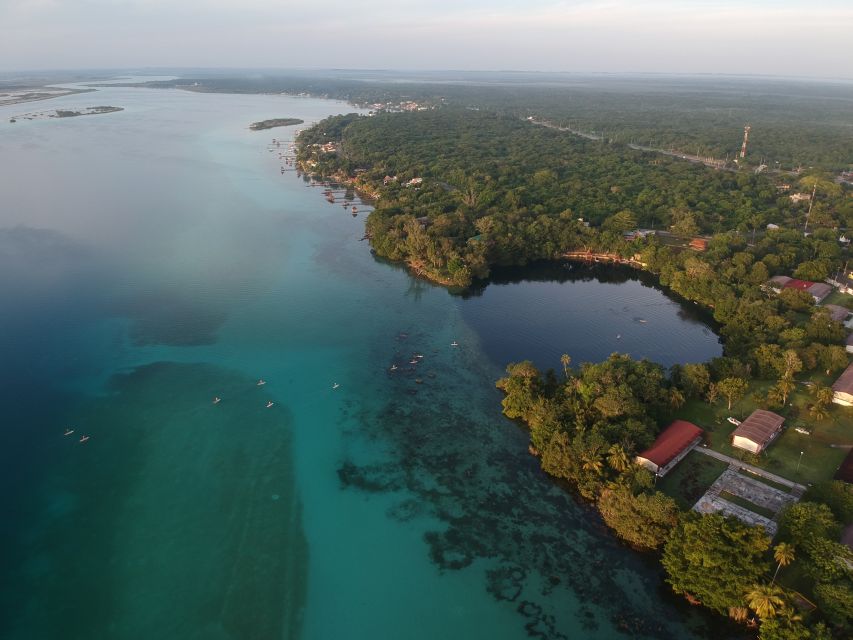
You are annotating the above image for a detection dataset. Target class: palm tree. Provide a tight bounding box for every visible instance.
[669,387,685,410]
[746,584,785,620]
[810,385,834,421]
[581,450,604,476]
[560,353,572,380]
[771,543,795,584]
[607,443,630,473]
[728,606,749,623]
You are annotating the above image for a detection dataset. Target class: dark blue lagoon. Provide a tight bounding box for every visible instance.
[0,82,730,639]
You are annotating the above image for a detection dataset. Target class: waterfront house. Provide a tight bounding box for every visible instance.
[635,420,703,477]
[831,363,853,406]
[731,410,785,454]
[766,276,832,303]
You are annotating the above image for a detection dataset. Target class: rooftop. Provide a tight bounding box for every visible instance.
[824,304,851,323]
[784,278,815,291]
[731,410,784,447]
[832,363,853,395]
[637,420,703,468]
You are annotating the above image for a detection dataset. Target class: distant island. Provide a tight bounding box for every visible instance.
[10,106,123,122]
[249,118,304,131]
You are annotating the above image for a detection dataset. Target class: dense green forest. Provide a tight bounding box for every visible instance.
[298,109,850,289]
[296,106,853,638]
[129,72,853,170]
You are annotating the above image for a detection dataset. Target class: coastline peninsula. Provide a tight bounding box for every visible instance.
[250,118,304,131]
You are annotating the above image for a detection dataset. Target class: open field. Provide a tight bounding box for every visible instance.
[674,377,853,485]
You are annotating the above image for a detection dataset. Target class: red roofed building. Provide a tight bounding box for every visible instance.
[768,277,832,302]
[635,420,704,477]
[785,279,814,291]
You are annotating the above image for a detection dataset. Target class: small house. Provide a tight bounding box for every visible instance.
[731,410,785,454]
[768,275,791,292]
[689,238,708,251]
[831,363,853,406]
[824,304,851,324]
[635,420,703,477]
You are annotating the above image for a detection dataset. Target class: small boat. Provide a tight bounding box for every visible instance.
[79,435,90,443]
[352,206,358,212]
[450,341,459,347]
[638,319,647,324]
[266,401,274,408]
[616,334,621,339]
[257,379,266,386]
[414,354,424,359]
[390,364,398,371]
[332,383,340,390]
[64,428,74,436]
[213,397,221,404]
[409,359,418,365]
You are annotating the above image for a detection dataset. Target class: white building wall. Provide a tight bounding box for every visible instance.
[732,435,761,454]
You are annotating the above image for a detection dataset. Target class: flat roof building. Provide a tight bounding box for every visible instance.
[832,363,853,407]
[635,420,703,477]
[731,410,785,454]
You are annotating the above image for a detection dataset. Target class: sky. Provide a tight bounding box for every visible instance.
[2,0,852,78]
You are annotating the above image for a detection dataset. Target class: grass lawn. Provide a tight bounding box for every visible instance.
[658,450,727,509]
[821,289,853,308]
[672,377,853,485]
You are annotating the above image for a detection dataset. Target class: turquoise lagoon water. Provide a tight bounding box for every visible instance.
[0,84,730,639]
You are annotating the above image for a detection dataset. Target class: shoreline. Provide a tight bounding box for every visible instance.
[0,86,96,107]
